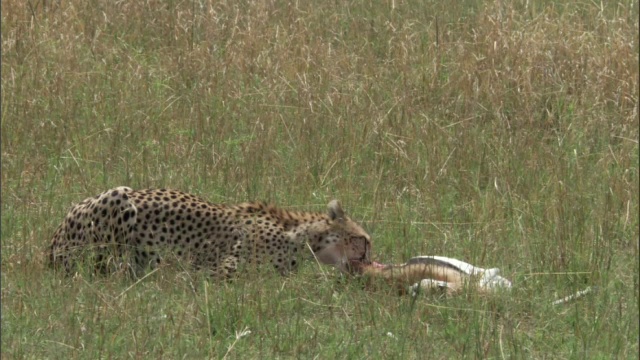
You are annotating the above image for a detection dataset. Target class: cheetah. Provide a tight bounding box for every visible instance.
[48,187,372,278]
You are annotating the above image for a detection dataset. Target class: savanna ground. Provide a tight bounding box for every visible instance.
[1,0,638,358]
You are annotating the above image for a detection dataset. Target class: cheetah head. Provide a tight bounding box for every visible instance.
[310,200,372,274]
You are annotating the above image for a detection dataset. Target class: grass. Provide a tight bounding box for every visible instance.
[2,0,638,358]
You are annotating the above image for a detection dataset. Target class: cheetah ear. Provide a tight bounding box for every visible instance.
[327,200,345,221]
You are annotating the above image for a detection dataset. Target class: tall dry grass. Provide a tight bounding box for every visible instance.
[2,0,638,358]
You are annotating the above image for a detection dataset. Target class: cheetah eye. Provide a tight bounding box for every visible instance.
[356,236,367,242]
[351,236,367,246]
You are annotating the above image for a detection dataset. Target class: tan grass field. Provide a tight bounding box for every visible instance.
[2,0,638,358]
